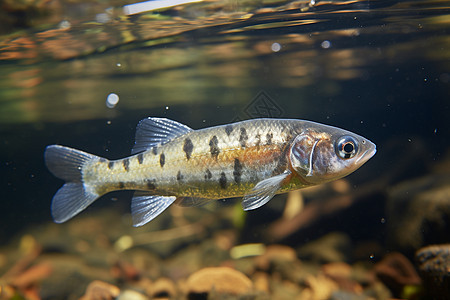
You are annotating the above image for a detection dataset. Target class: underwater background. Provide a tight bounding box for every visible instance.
[0,0,449,299]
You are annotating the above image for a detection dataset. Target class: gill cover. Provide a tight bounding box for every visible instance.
[289,133,322,178]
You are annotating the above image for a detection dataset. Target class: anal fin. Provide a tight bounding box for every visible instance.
[242,170,291,211]
[131,191,176,226]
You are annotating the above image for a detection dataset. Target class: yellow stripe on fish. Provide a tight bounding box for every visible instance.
[45,117,376,227]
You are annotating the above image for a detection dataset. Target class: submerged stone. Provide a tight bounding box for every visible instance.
[416,244,450,300]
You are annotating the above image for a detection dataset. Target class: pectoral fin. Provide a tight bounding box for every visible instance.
[242,170,291,211]
[131,191,176,226]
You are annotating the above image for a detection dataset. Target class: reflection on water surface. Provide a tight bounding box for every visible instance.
[0,0,448,123]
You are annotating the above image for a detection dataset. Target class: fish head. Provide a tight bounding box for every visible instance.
[289,124,376,185]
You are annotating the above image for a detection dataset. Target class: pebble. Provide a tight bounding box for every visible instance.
[255,244,297,270]
[299,274,339,300]
[322,262,363,293]
[117,289,149,300]
[330,290,369,300]
[186,267,253,295]
[252,271,270,293]
[79,280,120,300]
[151,277,177,298]
[416,244,450,300]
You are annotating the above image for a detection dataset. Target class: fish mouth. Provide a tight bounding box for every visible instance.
[355,142,377,164]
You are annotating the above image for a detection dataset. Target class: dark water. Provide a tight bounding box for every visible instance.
[0,0,449,298]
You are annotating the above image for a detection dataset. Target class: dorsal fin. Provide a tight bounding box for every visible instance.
[131,117,193,154]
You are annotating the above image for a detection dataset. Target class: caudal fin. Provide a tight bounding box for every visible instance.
[44,145,101,223]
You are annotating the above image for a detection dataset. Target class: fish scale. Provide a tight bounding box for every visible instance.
[45,117,376,227]
[91,119,293,199]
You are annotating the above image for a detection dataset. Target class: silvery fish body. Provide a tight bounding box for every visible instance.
[45,118,376,227]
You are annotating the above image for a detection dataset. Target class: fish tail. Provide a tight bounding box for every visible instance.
[44,145,101,223]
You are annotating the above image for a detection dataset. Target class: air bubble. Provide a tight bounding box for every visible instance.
[321,40,331,49]
[106,93,119,108]
[271,42,281,52]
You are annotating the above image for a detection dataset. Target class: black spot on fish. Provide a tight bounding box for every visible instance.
[209,135,220,159]
[219,172,227,189]
[239,128,248,148]
[146,179,156,190]
[233,158,243,184]
[108,161,114,170]
[118,182,125,189]
[137,153,144,165]
[99,158,107,163]
[255,133,261,146]
[177,170,183,181]
[204,169,212,180]
[183,138,194,160]
[159,153,165,168]
[225,124,233,136]
[266,132,273,145]
[152,147,158,155]
[122,159,130,172]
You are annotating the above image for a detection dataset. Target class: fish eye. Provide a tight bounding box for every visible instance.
[336,136,358,159]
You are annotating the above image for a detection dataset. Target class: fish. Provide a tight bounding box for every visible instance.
[44,117,376,227]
